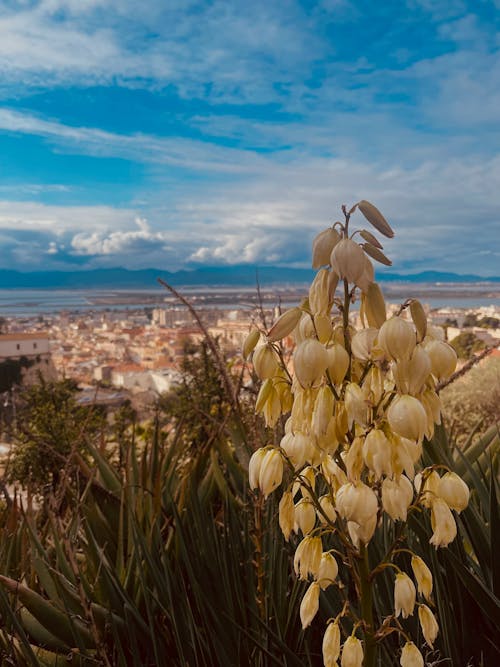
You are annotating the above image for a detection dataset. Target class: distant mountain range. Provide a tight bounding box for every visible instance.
[0,266,499,289]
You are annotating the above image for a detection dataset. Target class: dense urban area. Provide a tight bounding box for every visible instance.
[1,287,499,416]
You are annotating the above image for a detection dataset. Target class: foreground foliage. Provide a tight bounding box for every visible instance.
[0,339,497,666]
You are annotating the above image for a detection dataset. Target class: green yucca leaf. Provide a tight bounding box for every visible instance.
[0,576,94,650]
[444,548,500,626]
[19,607,70,653]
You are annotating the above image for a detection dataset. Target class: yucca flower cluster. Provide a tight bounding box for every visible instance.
[244,201,469,667]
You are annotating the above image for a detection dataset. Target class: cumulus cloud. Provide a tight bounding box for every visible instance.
[71,216,172,256]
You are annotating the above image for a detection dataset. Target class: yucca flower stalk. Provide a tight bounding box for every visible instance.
[244,200,467,667]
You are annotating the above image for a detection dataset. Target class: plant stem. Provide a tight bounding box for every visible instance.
[359,544,377,667]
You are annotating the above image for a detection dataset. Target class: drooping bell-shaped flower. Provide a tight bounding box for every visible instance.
[318,494,337,525]
[326,343,350,385]
[294,535,322,580]
[387,395,427,443]
[418,603,439,648]
[362,429,393,479]
[429,497,457,548]
[394,572,416,619]
[317,552,339,589]
[400,641,424,667]
[411,555,433,602]
[381,475,414,521]
[278,491,295,541]
[258,449,283,498]
[294,339,329,388]
[312,385,335,438]
[252,343,280,379]
[300,581,320,629]
[312,227,341,269]
[378,316,416,361]
[335,481,378,526]
[322,621,341,667]
[340,635,364,667]
[425,339,457,381]
[294,498,317,535]
[438,471,470,513]
[330,238,366,284]
[248,448,267,490]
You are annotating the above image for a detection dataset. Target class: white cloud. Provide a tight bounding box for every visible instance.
[71,216,172,256]
[0,108,267,172]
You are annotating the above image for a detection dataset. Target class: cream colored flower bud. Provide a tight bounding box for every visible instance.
[394,572,416,619]
[364,282,387,328]
[255,378,273,414]
[409,299,428,343]
[317,552,339,589]
[378,316,416,361]
[351,328,378,361]
[263,386,282,428]
[318,494,337,524]
[322,621,341,667]
[382,475,414,521]
[336,481,378,526]
[294,498,317,535]
[362,429,393,479]
[344,436,364,482]
[294,339,328,388]
[387,395,427,442]
[300,582,320,629]
[327,343,350,385]
[267,307,302,343]
[243,328,261,359]
[312,227,341,269]
[425,340,457,381]
[411,556,433,602]
[341,635,363,667]
[400,642,424,667]
[345,382,369,428]
[253,343,280,379]
[294,535,322,579]
[279,491,295,541]
[438,472,469,512]
[430,497,457,548]
[312,386,335,438]
[258,449,283,498]
[310,268,332,315]
[248,448,266,490]
[418,604,439,648]
[330,238,366,284]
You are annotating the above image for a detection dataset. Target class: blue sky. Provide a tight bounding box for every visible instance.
[0,0,499,275]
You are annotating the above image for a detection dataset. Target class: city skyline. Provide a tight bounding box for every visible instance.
[0,1,499,275]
